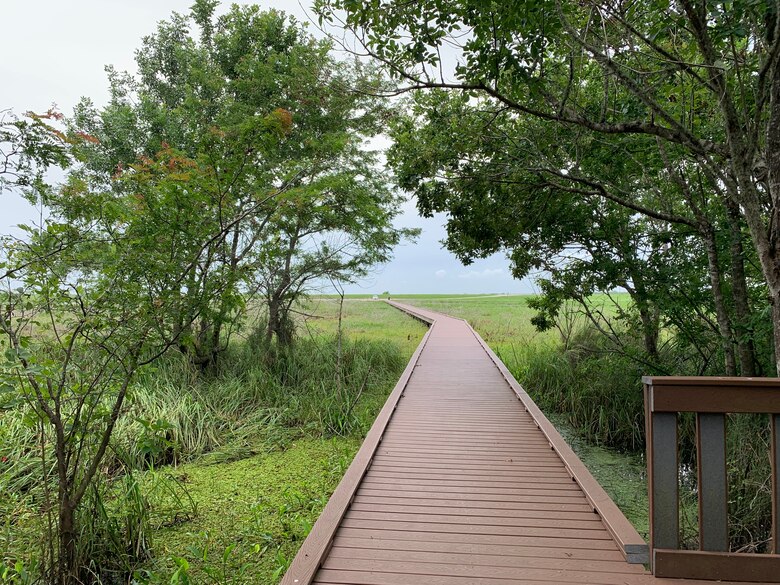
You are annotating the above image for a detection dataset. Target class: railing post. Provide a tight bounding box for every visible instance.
[697,413,728,551]
[773,414,780,554]
[647,408,679,556]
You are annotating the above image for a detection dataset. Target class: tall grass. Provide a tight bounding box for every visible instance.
[110,332,406,472]
[503,329,646,452]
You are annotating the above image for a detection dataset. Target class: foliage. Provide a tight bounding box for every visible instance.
[0,299,424,582]
[0,109,68,195]
[65,2,415,361]
[316,0,780,377]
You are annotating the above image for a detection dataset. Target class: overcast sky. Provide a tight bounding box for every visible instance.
[1,0,536,295]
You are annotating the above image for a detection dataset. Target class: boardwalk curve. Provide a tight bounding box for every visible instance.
[281,302,772,585]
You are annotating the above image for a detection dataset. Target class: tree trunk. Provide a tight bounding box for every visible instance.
[629,268,660,361]
[58,497,76,585]
[725,198,757,375]
[702,224,738,375]
[266,297,279,345]
[766,61,780,374]
[637,302,660,362]
[265,294,287,345]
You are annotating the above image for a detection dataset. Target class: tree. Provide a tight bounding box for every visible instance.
[67,2,412,360]
[316,0,778,373]
[253,165,413,345]
[0,174,209,583]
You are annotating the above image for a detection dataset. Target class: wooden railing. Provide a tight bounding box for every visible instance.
[643,376,780,582]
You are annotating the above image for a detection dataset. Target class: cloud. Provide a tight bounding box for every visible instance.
[435,269,447,278]
[458,268,504,280]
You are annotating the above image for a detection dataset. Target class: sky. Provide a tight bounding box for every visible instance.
[0,0,536,295]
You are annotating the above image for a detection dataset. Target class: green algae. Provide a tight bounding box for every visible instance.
[142,437,361,584]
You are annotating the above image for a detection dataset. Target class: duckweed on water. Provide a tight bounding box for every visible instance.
[142,437,360,584]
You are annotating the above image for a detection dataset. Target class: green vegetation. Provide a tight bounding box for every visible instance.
[1,300,425,583]
[5,0,780,578]
[141,437,360,584]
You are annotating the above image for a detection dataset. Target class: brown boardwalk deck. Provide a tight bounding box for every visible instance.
[281,302,773,585]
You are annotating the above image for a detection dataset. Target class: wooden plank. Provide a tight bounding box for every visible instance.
[327,546,641,575]
[320,557,644,584]
[370,459,568,471]
[348,502,599,520]
[696,412,728,551]
[368,464,572,478]
[370,459,564,471]
[344,509,605,529]
[380,432,555,445]
[278,313,434,585]
[357,488,587,502]
[340,518,612,540]
[314,569,637,585]
[359,479,582,494]
[362,475,579,489]
[374,450,560,461]
[643,376,780,388]
[469,325,650,564]
[336,526,628,550]
[330,535,626,561]
[377,442,557,453]
[653,549,780,582]
[352,494,594,511]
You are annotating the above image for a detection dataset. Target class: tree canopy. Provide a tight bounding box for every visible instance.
[316,0,780,375]
[61,2,414,360]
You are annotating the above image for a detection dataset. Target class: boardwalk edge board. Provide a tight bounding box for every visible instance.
[279,304,435,585]
[465,320,650,565]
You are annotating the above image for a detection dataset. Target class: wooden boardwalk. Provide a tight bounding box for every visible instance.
[281,302,773,585]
